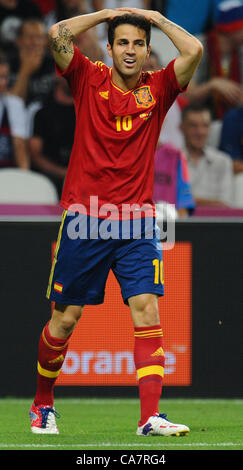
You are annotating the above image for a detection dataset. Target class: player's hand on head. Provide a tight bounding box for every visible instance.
[105,8,130,21]
[114,7,156,23]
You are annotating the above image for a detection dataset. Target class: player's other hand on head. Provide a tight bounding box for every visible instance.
[114,7,156,23]
[105,8,131,22]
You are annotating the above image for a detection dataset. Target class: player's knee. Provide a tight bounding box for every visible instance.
[130,295,160,327]
[60,313,79,334]
[53,304,83,336]
[142,301,160,326]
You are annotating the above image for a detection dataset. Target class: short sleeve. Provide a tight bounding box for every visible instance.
[154,59,188,116]
[55,46,92,99]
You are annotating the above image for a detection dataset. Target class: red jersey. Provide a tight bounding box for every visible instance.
[57,46,185,218]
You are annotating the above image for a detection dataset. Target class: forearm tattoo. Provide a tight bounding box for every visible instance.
[159,17,193,39]
[49,22,74,54]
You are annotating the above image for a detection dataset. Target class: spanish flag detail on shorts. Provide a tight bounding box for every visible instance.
[54,282,63,293]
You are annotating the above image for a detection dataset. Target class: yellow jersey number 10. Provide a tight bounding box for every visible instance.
[115,115,132,132]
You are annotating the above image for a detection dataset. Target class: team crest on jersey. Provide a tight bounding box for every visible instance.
[133,86,155,108]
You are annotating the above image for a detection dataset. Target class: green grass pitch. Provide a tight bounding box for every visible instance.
[0,398,242,451]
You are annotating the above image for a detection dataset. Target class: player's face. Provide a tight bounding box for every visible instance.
[107,24,150,79]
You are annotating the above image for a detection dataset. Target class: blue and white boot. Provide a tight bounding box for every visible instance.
[136,413,190,437]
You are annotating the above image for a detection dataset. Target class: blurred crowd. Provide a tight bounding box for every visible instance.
[0,0,242,214]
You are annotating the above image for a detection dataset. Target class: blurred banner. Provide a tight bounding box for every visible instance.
[55,242,192,387]
[2,220,242,398]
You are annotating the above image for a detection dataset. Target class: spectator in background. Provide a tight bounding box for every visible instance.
[153,142,195,218]
[187,0,243,120]
[219,101,243,174]
[8,18,55,106]
[180,104,234,207]
[0,0,42,48]
[29,76,75,198]
[7,18,55,136]
[0,56,29,169]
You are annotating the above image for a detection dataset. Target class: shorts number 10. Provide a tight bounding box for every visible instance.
[153,259,164,285]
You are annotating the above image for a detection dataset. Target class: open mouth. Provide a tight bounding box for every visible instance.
[123,58,136,68]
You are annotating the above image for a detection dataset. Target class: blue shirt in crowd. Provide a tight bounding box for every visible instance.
[165,0,224,34]
[220,107,243,160]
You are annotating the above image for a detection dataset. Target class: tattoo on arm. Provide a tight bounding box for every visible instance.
[49,23,74,54]
[159,18,193,39]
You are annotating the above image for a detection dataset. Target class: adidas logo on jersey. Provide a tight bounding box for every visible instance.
[99,91,109,100]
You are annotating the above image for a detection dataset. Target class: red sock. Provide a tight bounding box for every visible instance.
[34,321,70,407]
[134,325,165,425]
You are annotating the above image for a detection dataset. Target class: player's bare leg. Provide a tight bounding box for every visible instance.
[129,293,160,328]
[129,293,189,436]
[49,303,84,338]
[30,303,84,434]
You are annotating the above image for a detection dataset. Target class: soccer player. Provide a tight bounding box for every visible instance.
[29,7,203,435]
